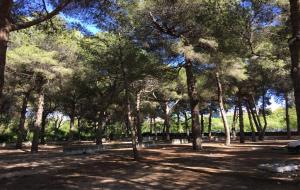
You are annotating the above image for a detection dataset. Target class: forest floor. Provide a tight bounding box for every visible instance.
[0,138,300,190]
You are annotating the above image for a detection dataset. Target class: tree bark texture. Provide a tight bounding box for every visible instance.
[31,89,44,153]
[16,91,30,149]
[216,72,230,146]
[185,58,202,150]
[289,0,300,135]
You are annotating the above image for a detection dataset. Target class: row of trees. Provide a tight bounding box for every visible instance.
[0,0,300,160]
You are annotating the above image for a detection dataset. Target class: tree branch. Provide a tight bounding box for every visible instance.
[149,11,180,38]
[11,0,71,31]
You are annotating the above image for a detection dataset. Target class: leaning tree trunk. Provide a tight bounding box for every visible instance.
[289,0,300,135]
[285,93,291,139]
[246,105,257,142]
[0,0,12,100]
[31,89,45,153]
[238,98,245,143]
[40,112,48,145]
[247,99,263,140]
[16,91,30,149]
[136,92,143,144]
[216,72,230,146]
[185,58,202,150]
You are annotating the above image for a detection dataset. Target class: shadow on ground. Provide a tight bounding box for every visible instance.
[0,140,299,190]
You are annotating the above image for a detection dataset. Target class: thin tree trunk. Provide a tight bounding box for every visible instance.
[289,0,300,135]
[261,93,268,136]
[216,72,230,146]
[164,101,171,141]
[96,113,107,145]
[247,99,263,140]
[185,58,202,150]
[16,91,30,149]
[252,96,264,139]
[150,117,153,134]
[177,112,180,130]
[78,117,81,141]
[184,112,190,136]
[40,112,47,145]
[231,106,238,141]
[153,117,157,141]
[126,95,139,159]
[200,112,204,136]
[238,98,245,143]
[0,0,12,99]
[120,43,139,160]
[208,108,212,141]
[96,121,103,145]
[246,105,256,142]
[285,93,291,139]
[136,92,143,143]
[68,113,75,142]
[31,89,45,153]
[54,116,63,141]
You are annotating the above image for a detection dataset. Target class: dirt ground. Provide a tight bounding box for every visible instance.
[0,139,300,190]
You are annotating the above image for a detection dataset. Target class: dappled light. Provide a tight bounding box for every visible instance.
[1,0,300,189]
[1,141,300,190]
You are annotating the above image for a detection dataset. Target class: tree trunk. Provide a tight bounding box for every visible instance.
[185,58,202,150]
[261,93,268,136]
[136,92,143,143]
[127,96,139,160]
[78,117,81,141]
[153,117,157,141]
[121,49,139,160]
[238,98,245,143]
[0,0,12,100]
[177,112,180,130]
[31,89,45,153]
[208,108,212,141]
[68,113,75,142]
[16,91,30,149]
[163,101,171,141]
[68,102,76,141]
[150,117,153,134]
[96,113,107,145]
[247,99,263,140]
[96,121,103,145]
[289,0,300,135]
[231,106,238,141]
[40,112,47,145]
[184,112,189,136]
[216,72,230,146]
[285,93,291,139]
[200,112,204,136]
[246,105,256,142]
